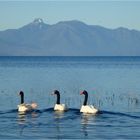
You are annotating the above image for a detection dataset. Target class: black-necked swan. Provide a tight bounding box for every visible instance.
[80,90,98,114]
[18,91,37,112]
[52,90,68,111]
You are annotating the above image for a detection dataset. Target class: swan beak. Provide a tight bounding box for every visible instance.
[51,93,55,95]
[80,92,83,95]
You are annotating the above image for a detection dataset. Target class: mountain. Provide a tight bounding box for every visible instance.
[0,18,140,56]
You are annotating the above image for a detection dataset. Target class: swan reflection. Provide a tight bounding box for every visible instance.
[17,111,39,136]
[81,113,97,138]
[53,111,65,139]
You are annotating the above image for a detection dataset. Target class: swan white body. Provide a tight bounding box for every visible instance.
[80,105,98,114]
[54,104,68,111]
[18,103,37,112]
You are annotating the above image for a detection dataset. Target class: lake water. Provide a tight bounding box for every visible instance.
[0,56,140,139]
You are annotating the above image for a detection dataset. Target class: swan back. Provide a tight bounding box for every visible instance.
[54,104,68,111]
[18,103,37,112]
[80,105,98,114]
[18,104,31,112]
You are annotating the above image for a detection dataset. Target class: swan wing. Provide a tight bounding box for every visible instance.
[80,105,98,114]
[54,104,67,111]
[18,103,35,112]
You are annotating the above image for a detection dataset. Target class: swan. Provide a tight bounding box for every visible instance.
[52,90,68,111]
[80,90,98,114]
[18,91,37,112]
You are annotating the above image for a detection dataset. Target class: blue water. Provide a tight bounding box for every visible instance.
[0,56,140,139]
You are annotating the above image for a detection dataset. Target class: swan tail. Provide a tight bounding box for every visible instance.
[31,102,38,109]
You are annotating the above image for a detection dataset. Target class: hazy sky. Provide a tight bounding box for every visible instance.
[0,1,140,30]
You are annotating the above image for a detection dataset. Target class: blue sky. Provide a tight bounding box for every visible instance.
[0,1,140,30]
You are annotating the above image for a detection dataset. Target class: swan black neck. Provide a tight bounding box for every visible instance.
[19,91,24,104]
[83,91,88,106]
[54,90,60,104]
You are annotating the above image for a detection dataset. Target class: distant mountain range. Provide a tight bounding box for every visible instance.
[0,18,140,56]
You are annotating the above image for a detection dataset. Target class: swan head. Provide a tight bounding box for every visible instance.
[80,90,88,95]
[19,91,24,96]
[53,90,60,96]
